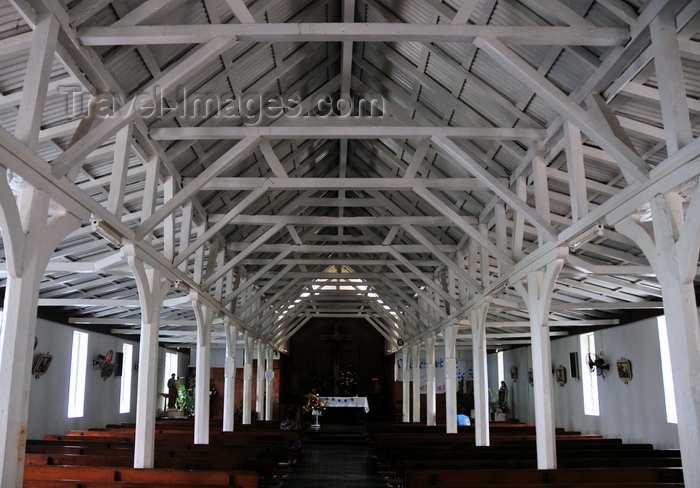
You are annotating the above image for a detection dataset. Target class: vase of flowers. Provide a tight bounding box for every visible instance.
[304,391,327,427]
[337,369,360,396]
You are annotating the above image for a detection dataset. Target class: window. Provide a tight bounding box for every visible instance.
[67,331,89,418]
[580,332,600,416]
[657,316,678,424]
[497,350,504,384]
[164,351,178,394]
[119,343,133,414]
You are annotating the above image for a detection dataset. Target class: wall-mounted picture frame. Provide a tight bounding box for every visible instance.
[510,366,518,381]
[616,357,632,384]
[527,368,533,385]
[32,353,53,379]
[555,365,567,386]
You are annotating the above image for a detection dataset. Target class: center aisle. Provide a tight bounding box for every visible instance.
[282,425,386,488]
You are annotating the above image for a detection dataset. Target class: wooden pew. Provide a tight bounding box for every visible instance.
[403,467,683,487]
[24,482,231,488]
[418,485,684,488]
[23,465,258,487]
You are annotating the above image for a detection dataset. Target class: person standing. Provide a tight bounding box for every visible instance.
[167,374,177,409]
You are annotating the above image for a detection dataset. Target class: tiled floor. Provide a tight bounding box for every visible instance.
[282,425,386,487]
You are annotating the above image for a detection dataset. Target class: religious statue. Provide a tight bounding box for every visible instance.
[498,381,509,413]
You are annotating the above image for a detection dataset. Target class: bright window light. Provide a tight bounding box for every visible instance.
[67,331,89,418]
[119,343,133,414]
[580,332,600,416]
[657,316,678,424]
[497,351,504,384]
[164,351,178,399]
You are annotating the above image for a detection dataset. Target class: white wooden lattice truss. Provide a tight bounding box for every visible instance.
[1,0,700,485]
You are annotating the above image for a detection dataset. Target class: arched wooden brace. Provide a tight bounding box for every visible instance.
[513,247,567,469]
[124,243,171,469]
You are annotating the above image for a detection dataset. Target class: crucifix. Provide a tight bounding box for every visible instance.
[319,324,353,395]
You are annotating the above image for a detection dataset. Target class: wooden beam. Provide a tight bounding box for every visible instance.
[431,136,558,242]
[150,125,545,140]
[78,24,630,45]
[474,36,649,184]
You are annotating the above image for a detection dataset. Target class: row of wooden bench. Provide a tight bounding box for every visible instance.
[364,422,683,487]
[24,423,301,488]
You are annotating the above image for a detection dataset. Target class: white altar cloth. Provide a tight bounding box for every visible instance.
[320,396,370,413]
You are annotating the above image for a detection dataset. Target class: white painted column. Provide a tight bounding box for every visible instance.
[471,304,490,446]
[0,14,76,487]
[616,191,700,487]
[125,245,171,469]
[242,332,254,424]
[0,187,79,487]
[513,252,566,469]
[401,348,410,422]
[223,318,238,432]
[265,347,275,421]
[425,335,437,426]
[411,343,421,422]
[443,323,458,434]
[255,341,265,421]
[191,293,213,444]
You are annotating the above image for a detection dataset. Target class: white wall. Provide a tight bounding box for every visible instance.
[191,347,245,368]
[28,318,188,439]
[491,316,680,449]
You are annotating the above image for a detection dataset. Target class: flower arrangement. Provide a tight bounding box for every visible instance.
[304,391,327,413]
[337,369,360,388]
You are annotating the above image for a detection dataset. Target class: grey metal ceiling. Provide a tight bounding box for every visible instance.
[1,0,698,353]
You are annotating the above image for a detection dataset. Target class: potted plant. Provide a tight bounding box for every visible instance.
[175,384,193,416]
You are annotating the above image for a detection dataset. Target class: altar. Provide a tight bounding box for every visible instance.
[320,396,370,413]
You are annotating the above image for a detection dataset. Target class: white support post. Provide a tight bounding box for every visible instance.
[444,323,458,434]
[256,341,265,421]
[425,335,437,426]
[125,244,171,469]
[471,303,490,446]
[401,348,410,422]
[265,347,274,421]
[411,343,421,423]
[223,318,238,432]
[513,250,567,469]
[0,182,79,488]
[615,190,700,488]
[191,293,213,444]
[637,17,700,485]
[242,333,254,424]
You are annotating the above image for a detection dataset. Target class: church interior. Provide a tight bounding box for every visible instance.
[1,0,700,487]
